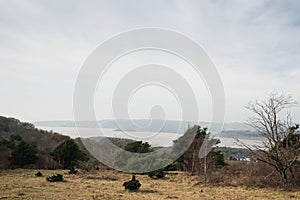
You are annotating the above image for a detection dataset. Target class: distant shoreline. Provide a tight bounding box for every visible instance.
[36,125,264,148]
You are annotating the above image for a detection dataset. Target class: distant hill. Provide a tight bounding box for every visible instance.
[0,116,72,168]
[0,116,143,169]
[34,119,254,133]
[0,116,70,153]
[34,119,261,140]
[220,130,262,138]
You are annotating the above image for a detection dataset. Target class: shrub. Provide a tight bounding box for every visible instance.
[35,171,43,177]
[124,141,152,153]
[148,169,165,179]
[68,166,78,174]
[123,175,141,191]
[46,174,64,182]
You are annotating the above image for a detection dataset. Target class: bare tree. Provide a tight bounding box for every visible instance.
[240,93,300,183]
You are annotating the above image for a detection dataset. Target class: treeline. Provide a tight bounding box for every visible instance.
[0,116,88,169]
[0,116,152,171]
[114,125,226,178]
[0,116,225,174]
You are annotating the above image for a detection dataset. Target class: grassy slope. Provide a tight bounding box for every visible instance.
[0,169,299,200]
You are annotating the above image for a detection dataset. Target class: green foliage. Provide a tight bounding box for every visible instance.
[0,116,71,170]
[114,141,153,170]
[172,125,207,158]
[211,151,226,167]
[8,141,38,167]
[124,141,152,153]
[116,141,174,173]
[51,139,88,169]
[171,125,226,174]
[0,116,10,132]
[122,154,172,172]
[123,175,141,191]
[0,138,15,149]
[10,134,22,141]
[279,124,300,149]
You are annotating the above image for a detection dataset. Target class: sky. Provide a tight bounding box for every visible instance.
[0,0,300,123]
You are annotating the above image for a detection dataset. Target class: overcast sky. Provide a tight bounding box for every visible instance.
[0,0,300,123]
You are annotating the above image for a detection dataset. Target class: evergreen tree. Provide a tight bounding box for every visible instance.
[51,139,88,169]
[124,141,152,153]
[9,141,38,167]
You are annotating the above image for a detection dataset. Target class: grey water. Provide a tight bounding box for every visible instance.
[36,126,264,148]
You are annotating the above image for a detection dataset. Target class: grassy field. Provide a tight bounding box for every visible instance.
[0,169,299,200]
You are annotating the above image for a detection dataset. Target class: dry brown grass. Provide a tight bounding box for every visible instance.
[0,169,299,200]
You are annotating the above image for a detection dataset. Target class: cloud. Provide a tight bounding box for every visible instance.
[0,0,299,122]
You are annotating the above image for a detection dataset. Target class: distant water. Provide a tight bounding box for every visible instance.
[36,126,264,148]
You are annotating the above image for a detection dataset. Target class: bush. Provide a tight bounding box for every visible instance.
[46,174,64,182]
[123,175,141,191]
[68,166,78,174]
[148,169,165,179]
[124,141,152,153]
[35,171,43,177]
[202,160,287,187]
